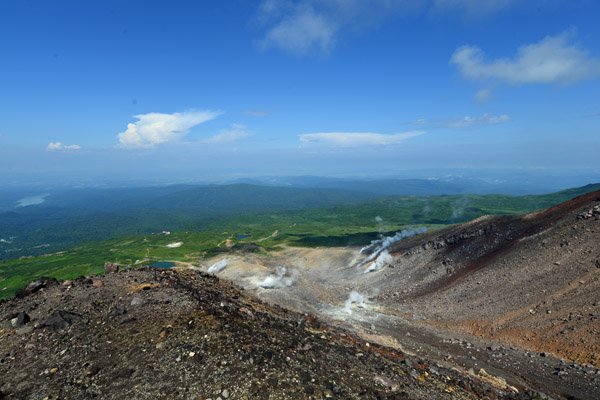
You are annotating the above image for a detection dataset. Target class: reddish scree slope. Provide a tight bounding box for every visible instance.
[383,190,600,366]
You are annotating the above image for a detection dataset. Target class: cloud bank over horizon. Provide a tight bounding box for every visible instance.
[299,131,425,147]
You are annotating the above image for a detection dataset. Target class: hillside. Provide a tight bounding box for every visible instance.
[383,188,600,366]
[0,268,534,399]
[0,184,377,260]
[195,189,600,399]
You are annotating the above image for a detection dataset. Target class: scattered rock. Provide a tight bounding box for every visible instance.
[84,365,100,377]
[25,280,47,293]
[577,205,600,220]
[10,312,30,328]
[130,296,143,306]
[16,277,58,298]
[108,307,127,317]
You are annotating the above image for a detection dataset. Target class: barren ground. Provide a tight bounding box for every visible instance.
[200,190,600,400]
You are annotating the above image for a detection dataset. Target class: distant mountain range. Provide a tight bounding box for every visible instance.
[2,174,590,213]
[227,175,574,196]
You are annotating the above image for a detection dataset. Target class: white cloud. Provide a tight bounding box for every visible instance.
[474,88,492,104]
[451,32,600,85]
[445,113,510,128]
[417,113,510,128]
[434,0,514,17]
[202,123,251,144]
[258,0,518,55]
[260,3,337,55]
[258,0,410,55]
[299,131,425,146]
[118,110,222,149]
[47,142,81,152]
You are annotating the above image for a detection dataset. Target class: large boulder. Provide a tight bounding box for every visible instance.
[43,310,82,331]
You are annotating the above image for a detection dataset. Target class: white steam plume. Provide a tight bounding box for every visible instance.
[364,250,394,273]
[344,291,367,314]
[360,227,427,273]
[208,258,228,274]
[259,266,295,289]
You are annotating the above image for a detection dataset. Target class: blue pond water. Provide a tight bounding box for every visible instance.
[148,261,175,269]
[235,234,250,239]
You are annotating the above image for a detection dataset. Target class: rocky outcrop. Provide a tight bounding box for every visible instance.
[577,204,600,220]
[104,262,121,274]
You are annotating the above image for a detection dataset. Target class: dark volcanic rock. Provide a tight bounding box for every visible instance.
[42,310,83,331]
[15,277,58,298]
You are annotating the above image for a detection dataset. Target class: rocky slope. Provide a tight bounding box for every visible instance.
[0,268,537,400]
[195,189,600,399]
[384,189,600,367]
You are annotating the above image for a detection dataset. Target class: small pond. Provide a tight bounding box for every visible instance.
[148,261,176,269]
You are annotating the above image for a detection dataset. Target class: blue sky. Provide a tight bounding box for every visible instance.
[1,0,599,185]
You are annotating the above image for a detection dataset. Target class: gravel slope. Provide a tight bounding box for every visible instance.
[0,269,535,400]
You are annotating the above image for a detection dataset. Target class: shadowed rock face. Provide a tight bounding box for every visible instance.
[0,268,533,400]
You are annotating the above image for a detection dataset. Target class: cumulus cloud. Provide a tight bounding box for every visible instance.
[299,131,425,146]
[118,110,222,149]
[433,0,515,17]
[47,142,81,152]
[451,32,600,85]
[201,123,251,144]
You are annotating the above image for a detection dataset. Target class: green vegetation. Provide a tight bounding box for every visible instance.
[1,183,598,299]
